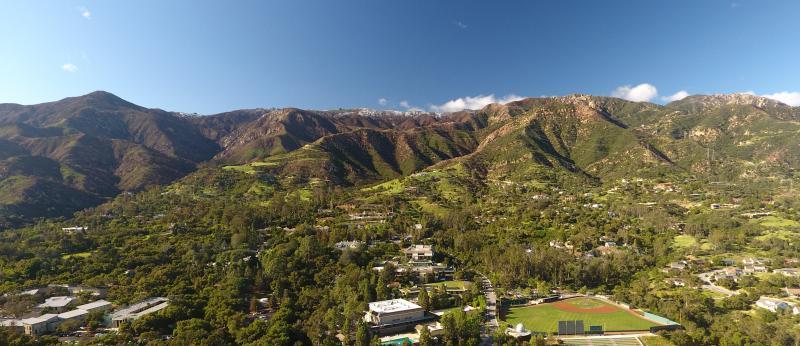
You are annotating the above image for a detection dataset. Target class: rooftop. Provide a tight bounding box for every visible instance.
[21,314,59,325]
[368,299,422,314]
[111,297,169,320]
[76,299,112,310]
[37,296,76,308]
[58,309,88,319]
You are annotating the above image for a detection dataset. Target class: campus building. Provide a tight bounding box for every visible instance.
[363,299,436,336]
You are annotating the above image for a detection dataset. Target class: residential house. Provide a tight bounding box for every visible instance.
[755,297,800,315]
[773,268,799,278]
[403,245,433,261]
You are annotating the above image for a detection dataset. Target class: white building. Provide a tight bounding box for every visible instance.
[403,245,433,261]
[37,296,76,312]
[364,299,426,327]
[76,299,113,313]
[755,297,800,315]
[334,241,364,251]
[20,314,60,336]
[110,297,169,327]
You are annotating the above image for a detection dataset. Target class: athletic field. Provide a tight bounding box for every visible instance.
[505,297,660,333]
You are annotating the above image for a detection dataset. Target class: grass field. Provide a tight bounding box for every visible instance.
[505,298,660,333]
[426,280,473,290]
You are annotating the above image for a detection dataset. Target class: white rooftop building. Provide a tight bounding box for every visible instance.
[755,297,800,315]
[37,296,76,312]
[403,245,433,261]
[110,297,169,327]
[364,299,426,327]
[76,299,113,313]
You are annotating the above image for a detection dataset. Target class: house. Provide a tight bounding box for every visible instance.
[742,258,769,266]
[664,278,687,287]
[755,297,800,315]
[110,297,169,327]
[744,265,768,274]
[773,268,799,278]
[363,299,435,335]
[668,262,687,271]
[334,241,364,251]
[61,226,88,234]
[20,314,60,336]
[37,296,76,312]
[403,245,434,261]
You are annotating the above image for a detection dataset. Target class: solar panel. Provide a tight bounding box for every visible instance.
[576,320,584,335]
[558,321,567,335]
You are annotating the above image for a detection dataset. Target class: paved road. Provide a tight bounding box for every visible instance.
[478,273,498,346]
[697,271,739,297]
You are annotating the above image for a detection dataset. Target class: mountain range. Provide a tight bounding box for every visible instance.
[1,91,798,227]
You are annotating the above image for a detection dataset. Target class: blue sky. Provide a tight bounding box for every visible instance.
[1,0,799,113]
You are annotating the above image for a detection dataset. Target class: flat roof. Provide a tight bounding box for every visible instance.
[37,296,76,308]
[368,299,421,314]
[111,297,168,320]
[21,313,59,325]
[58,309,88,319]
[77,299,112,310]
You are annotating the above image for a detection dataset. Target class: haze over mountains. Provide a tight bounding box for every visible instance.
[1,91,798,227]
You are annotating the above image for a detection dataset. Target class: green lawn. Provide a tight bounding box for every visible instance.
[426,280,472,290]
[672,235,699,249]
[505,298,659,333]
[752,215,800,228]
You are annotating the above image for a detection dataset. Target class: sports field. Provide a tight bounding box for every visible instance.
[505,297,660,333]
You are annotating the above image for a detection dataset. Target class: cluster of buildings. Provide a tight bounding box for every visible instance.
[0,290,169,336]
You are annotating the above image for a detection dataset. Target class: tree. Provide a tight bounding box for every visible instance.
[419,325,433,346]
[355,320,370,346]
[418,288,431,311]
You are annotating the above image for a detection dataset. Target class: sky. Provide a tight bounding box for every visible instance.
[1,0,799,114]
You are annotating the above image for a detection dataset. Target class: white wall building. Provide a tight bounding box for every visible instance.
[364,299,426,326]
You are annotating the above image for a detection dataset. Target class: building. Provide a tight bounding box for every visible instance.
[76,299,113,313]
[109,297,169,327]
[755,297,800,315]
[403,245,433,261]
[506,323,532,341]
[37,296,76,312]
[57,309,88,326]
[0,319,24,334]
[334,241,364,251]
[774,268,799,278]
[20,314,60,336]
[61,226,88,234]
[363,299,435,335]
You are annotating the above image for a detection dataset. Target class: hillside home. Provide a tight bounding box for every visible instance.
[774,268,800,277]
[755,297,800,315]
[403,245,433,261]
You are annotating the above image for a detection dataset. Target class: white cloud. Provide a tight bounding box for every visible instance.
[761,91,800,106]
[611,83,659,102]
[79,7,91,19]
[378,98,387,106]
[397,100,423,112]
[661,90,690,102]
[61,63,78,73]
[430,94,524,112]
[454,21,467,29]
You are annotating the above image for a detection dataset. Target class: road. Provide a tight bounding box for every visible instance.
[478,273,498,346]
[697,271,739,297]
